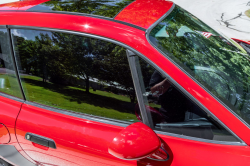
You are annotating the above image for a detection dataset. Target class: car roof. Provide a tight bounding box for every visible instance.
[0,0,174,30]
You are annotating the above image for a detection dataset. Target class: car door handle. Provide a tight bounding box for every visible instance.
[25,133,56,149]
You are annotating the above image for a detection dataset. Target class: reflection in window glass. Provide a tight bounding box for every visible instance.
[12,29,139,123]
[0,29,22,98]
[27,0,134,18]
[135,56,239,142]
[149,6,250,125]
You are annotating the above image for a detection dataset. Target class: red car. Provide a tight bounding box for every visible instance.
[0,0,250,166]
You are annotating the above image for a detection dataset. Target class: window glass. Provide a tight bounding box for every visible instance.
[27,0,134,18]
[135,56,239,142]
[11,29,139,123]
[0,29,22,98]
[149,6,250,126]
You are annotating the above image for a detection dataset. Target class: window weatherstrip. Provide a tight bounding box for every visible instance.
[7,25,245,145]
[126,50,153,128]
[0,92,25,103]
[0,25,7,29]
[25,101,130,127]
[145,4,250,130]
[155,130,245,146]
[6,27,26,100]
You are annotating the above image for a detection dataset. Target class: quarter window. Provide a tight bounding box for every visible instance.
[135,56,239,142]
[0,29,22,98]
[149,6,250,126]
[11,29,139,123]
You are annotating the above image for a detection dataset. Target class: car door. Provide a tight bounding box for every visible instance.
[0,28,23,144]
[11,28,139,166]
[0,28,36,166]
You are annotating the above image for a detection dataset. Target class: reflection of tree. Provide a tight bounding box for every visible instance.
[0,30,12,69]
[93,46,136,102]
[150,6,250,123]
[13,30,136,102]
[41,0,134,18]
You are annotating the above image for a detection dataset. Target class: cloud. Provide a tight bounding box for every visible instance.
[12,29,27,39]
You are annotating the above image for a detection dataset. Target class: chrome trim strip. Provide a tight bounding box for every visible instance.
[0,92,24,103]
[145,4,247,143]
[25,101,130,127]
[0,145,36,166]
[127,50,153,127]
[9,25,245,144]
[0,25,7,29]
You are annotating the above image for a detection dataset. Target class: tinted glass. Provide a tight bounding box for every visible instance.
[0,29,22,98]
[27,0,134,18]
[12,29,139,122]
[149,6,250,125]
[135,56,239,142]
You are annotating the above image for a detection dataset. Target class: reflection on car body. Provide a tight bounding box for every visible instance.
[0,0,250,166]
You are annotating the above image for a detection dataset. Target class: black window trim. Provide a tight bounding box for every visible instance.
[6,25,245,145]
[0,27,25,101]
[145,4,250,130]
[126,50,154,128]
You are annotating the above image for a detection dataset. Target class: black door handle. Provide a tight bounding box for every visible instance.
[25,133,56,149]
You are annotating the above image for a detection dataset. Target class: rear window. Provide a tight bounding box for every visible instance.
[27,0,134,18]
[148,5,250,126]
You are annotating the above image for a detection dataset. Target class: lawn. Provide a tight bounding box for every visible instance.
[19,75,139,122]
[0,73,23,98]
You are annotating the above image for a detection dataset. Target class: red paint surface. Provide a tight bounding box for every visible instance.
[109,122,160,160]
[0,96,36,164]
[138,135,250,166]
[0,8,250,165]
[232,38,250,45]
[115,0,173,29]
[0,124,10,144]
[0,0,49,11]
[16,103,137,166]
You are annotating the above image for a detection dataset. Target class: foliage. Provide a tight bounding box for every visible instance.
[41,0,134,18]
[150,6,250,124]
[245,9,250,18]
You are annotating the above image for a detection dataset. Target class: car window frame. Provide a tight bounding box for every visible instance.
[6,25,246,145]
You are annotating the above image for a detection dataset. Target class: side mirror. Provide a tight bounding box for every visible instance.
[108,122,162,160]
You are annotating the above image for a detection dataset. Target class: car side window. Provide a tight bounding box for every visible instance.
[0,29,23,98]
[135,56,240,142]
[11,29,139,123]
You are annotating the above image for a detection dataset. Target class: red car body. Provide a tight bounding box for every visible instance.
[0,0,250,166]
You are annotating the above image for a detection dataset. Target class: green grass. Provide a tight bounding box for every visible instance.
[20,75,139,122]
[246,10,250,18]
[0,74,23,98]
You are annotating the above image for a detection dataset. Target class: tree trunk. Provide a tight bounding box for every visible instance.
[128,89,135,103]
[85,76,90,93]
[130,93,135,103]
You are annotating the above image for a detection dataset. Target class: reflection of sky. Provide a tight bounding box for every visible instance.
[0,78,5,89]
[11,29,52,41]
